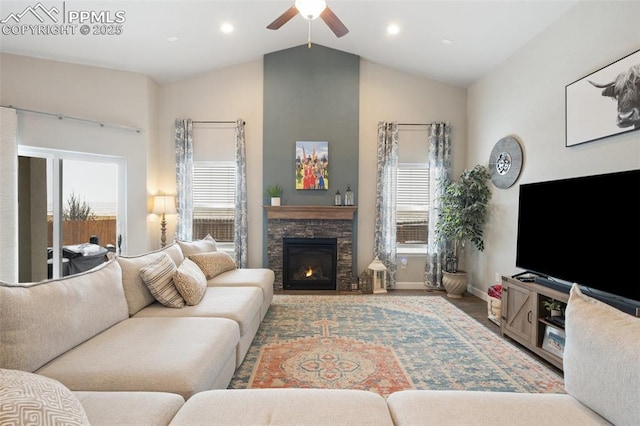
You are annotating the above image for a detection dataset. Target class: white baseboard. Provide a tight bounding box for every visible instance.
[395,282,429,290]
[468,285,488,301]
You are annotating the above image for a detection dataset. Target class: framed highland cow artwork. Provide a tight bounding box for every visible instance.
[565,49,640,147]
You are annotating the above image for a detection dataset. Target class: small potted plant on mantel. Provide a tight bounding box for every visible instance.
[266,184,283,206]
[435,164,492,298]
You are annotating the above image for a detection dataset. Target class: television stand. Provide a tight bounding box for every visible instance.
[501,276,569,371]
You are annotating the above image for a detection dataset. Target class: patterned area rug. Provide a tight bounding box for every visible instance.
[229,295,564,396]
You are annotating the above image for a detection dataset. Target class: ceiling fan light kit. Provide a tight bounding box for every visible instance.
[295,0,327,20]
[267,0,349,47]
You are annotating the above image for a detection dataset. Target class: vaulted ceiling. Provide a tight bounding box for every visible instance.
[0,1,579,87]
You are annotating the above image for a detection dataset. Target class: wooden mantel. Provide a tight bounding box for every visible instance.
[264,205,357,220]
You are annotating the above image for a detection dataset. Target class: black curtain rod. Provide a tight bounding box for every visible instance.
[192,120,245,125]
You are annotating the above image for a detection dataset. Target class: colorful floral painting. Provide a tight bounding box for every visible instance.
[295,141,328,190]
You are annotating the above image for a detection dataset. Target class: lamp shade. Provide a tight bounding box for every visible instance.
[295,0,326,20]
[152,195,176,215]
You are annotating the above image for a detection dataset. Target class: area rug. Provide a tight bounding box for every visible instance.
[229,295,564,397]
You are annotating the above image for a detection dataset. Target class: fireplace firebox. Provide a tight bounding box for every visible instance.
[283,238,337,291]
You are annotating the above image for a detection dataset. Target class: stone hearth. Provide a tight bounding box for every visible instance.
[265,206,356,292]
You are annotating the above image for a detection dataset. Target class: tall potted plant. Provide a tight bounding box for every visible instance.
[435,164,491,297]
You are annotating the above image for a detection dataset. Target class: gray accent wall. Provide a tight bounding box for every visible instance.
[263,44,360,268]
[263,44,359,206]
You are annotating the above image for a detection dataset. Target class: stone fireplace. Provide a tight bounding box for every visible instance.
[265,206,357,292]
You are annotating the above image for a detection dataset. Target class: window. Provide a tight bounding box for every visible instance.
[192,161,236,246]
[397,163,429,251]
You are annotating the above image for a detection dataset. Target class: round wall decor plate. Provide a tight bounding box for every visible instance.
[489,136,523,189]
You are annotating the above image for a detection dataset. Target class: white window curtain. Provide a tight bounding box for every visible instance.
[0,107,18,282]
[374,121,398,288]
[234,119,248,268]
[175,118,194,241]
[424,122,452,289]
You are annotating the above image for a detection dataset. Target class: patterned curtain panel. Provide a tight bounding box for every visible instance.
[175,118,194,242]
[0,107,18,282]
[234,119,248,268]
[374,121,399,288]
[424,122,452,289]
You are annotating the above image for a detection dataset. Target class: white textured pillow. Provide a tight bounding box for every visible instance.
[0,369,90,425]
[173,258,207,305]
[564,284,640,426]
[139,254,185,308]
[177,234,218,257]
[189,252,237,279]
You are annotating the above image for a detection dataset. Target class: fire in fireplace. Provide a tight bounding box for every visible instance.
[283,237,337,290]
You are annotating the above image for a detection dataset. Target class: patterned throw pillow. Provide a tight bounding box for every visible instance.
[189,252,237,279]
[139,254,185,308]
[173,258,207,305]
[0,369,90,426]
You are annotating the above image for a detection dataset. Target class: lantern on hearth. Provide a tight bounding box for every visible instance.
[358,269,372,293]
[368,257,387,294]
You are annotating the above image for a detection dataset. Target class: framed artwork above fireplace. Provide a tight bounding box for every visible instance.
[296,141,329,190]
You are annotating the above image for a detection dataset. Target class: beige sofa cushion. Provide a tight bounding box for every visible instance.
[36,317,240,400]
[564,284,640,426]
[189,251,237,279]
[173,258,207,305]
[170,389,394,426]
[117,243,185,315]
[0,260,128,372]
[207,268,275,319]
[134,286,262,337]
[75,391,184,426]
[139,253,185,308]
[177,234,217,257]
[0,369,90,426]
[386,390,609,426]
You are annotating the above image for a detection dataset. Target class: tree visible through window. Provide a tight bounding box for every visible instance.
[397,163,429,247]
[192,161,236,242]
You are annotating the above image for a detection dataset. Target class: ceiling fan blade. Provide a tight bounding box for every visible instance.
[320,6,349,37]
[267,6,298,30]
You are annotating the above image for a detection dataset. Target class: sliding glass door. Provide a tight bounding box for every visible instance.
[18,147,125,282]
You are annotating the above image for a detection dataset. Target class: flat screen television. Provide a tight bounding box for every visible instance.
[515,169,640,312]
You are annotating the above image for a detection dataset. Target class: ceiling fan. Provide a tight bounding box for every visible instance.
[267,0,349,46]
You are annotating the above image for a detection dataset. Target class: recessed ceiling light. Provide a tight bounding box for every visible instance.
[387,24,400,35]
[221,23,234,34]
[441,38,453,45]
[167,36,179,42]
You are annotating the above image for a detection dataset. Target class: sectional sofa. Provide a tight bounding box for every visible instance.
[0,237,273,400]
[1,239,639,426]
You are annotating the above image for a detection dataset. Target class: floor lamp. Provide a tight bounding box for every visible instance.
[152,195,176,247]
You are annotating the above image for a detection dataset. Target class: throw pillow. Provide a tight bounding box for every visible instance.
[189,251,237,279]
[173,258,207,305]
[177,234,218,257]
[0,369,90,426]
[563,284,640,426]
[139,254,185,308]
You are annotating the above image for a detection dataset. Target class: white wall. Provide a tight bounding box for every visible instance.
[466,1,640,298]
[157,60,264,267]
[359,60,467,282]
[0,53,158,255]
